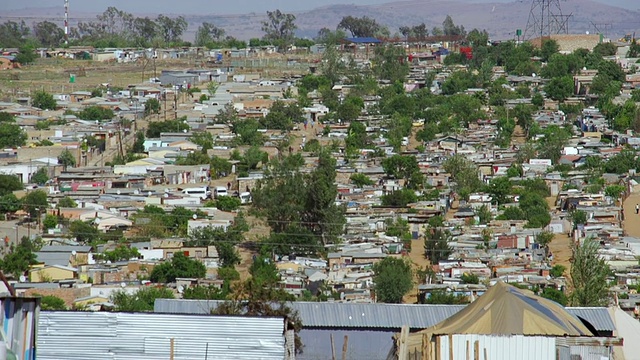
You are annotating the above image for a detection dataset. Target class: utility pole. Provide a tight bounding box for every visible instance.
[64,0,69,45]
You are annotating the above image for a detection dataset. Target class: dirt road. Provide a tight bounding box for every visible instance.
[622,185,640,237]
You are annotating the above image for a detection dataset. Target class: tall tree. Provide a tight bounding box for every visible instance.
[424,227,453,263]
[32,90,57,110]
[150,252,206,283]
[195,22,226,47]
[156,14,187,44]
[33,21,64,47]
[442,15,465,36]
[58,149,77,171]
[338,16,383,38]
[0,123,27,149]
[261,10,297,49]
[0,20,30,48]
[373,257,413,303]
[570,238,610,306]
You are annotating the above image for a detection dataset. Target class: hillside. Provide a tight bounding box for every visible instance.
[2,0,639,41]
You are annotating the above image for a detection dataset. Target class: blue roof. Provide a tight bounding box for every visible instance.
[344,37,381,44]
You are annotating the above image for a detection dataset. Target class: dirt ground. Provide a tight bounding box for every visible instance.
[622,185,640,238]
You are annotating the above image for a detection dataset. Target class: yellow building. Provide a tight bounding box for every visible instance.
[29,265,77,283]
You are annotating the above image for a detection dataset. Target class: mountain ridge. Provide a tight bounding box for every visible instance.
[1,0,638,41]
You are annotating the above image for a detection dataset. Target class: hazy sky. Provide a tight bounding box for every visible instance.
[1,0,393,14]
[2,0,636,14]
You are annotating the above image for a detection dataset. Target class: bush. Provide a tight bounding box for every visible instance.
[215,196,241,211]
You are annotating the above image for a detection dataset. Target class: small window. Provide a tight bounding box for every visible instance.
[166,252,174,259]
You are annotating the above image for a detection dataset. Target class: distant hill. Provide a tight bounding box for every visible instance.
[2,0,639,41]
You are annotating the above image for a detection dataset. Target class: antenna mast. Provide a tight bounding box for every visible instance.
[64,0,69,45]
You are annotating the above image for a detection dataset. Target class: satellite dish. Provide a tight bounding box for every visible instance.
[120,282,126,288]
[117,190,121,195]
[19,275,26,283]
[72,250,77,256]
[532,73,537,77]
[163,193,169,198]
[148,191,152,197]
[177,285,184,293]
[586,31,590,35]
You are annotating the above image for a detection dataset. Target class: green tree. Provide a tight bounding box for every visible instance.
[545,76,574,102]
[22,190,47,219]
[593,42,617,56]
[146,118,189,138]
[232,118,266,146]
[372,257,413,303]
[183,285,228,300]
[69,220,100,243]
[131,131,146,153]
[97,245,141,262]
[144,98,161,117]
[382,155,424,189]
[443,155,482,199]
[338,15,384,38]
[350,173,375,187]
[150,252,206,283]
[540,39,560,62]
[532,92,544,108]
[541,287,568,306]
[373,45,409,83]
[58,196,77,208]
[0,123,27,148]
[194,22,225,47]
[261,10,297,49]
[537,125,571,164]
[37,294,67,310]
[485,176,512,205]
[111,286,175,312]
[460,272,479,284]
[0,193,21,216]
[215,196,241,211]
[0,237,39,277]
[381,188,417,207]
[42,214,58,230]
[536,231,554,254]
[569,238,610,306]
[261,101,302,130]
[604,185,625,200]
[550,264,566,278]
[76,106,114,121]
[0,174,23,196]
[32,90,57,110]
[569,209,587,228]
[423,290,469,304]
[30,167,48,185]
[57,149,76,171]
[424,227,453,263]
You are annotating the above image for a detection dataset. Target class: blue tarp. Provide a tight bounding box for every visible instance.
[344,37,381,44]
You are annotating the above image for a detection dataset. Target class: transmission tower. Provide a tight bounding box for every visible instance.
[523,0,570,40]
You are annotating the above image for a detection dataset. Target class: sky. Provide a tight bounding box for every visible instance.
[1,0,392,14]
[2,0,636,14]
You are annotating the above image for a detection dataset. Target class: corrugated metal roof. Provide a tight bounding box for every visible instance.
[154,300,616,331]
[566,307,616,332]
[154,299,464,329]
[37,312,286,360]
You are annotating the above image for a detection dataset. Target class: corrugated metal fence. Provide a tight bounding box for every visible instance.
[0,297,39,360]
[38,312,287,360]
[437,334,556,360]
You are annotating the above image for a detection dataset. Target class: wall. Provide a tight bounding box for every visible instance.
[298,329,395,360]
[23,287,89,308]
[37,312,287,360]
[29,267,75,283]
[0,297,39,360]
[436,334,555,360]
